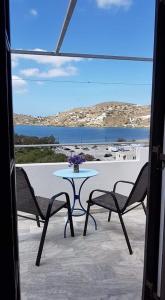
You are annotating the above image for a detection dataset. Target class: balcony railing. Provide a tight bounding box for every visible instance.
[16,146,148,209]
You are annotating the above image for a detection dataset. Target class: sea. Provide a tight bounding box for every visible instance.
[14,125,150,144]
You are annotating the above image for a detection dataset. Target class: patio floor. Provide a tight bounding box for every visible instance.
[18,208,146,300]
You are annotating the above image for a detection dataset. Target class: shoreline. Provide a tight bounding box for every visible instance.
[15,124,150,129]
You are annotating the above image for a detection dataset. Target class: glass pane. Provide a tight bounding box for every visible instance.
[61,0,155,57]
[12,58,152,116]
[10,0,68,50]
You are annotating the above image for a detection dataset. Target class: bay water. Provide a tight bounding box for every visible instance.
[15,125,149,144]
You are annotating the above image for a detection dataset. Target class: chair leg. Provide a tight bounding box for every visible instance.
[83,202,91,236]
[36,218,50,266]
[118,213,133,255]
[67,203,74,237]
[36,216,40,227]
[108,210,112,222]
[142,202,147,215]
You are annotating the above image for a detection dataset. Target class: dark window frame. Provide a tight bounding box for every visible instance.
[0,0,21,299]
[142,1,165,299]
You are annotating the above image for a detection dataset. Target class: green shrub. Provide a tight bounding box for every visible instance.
[15,148,67,163]
[84,154,95,161]
[116,138,127,142]
[14,134,58,145]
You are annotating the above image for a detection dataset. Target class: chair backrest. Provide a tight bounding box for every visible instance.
[16,167,41,216]
[124,162,148,210]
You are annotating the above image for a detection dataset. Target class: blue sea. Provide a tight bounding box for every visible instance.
[14,125,150,144]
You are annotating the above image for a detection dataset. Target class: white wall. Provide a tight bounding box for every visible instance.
[16,147,149,211]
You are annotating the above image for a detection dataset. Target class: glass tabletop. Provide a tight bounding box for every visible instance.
[53,168,98,179]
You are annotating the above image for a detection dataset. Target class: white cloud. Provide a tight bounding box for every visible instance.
[11,49,81,80]
[30,9,38,16]
[12,56,18,68]
[20,66,78,79]
[36,81,44,85]
[12,60,18,68]
[20,68,39,77]
[96,0,132,9]
[12,49,82,67]
[12,75,28,93]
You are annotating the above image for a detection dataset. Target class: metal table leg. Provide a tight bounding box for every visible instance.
[64,177,97,237]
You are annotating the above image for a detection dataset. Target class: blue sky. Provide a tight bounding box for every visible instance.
[10,0,155,116]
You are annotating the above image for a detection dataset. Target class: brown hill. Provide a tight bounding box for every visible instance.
[14,102,150,128]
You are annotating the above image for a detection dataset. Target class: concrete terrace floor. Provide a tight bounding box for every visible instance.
[18,208,146,300]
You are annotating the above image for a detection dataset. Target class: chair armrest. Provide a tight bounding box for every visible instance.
[113,181,134,193]
[89,189,112,200]
[88,189,120,210]
[50,192,70,205]
[45,192,70,219]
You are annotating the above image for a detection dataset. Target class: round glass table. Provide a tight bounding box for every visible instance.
[53,168,98,237]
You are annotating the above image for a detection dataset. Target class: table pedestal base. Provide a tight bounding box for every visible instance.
[63,177,97,237]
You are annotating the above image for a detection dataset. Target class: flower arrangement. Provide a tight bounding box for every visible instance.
[68,154,85,172]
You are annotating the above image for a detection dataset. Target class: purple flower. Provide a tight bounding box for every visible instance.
[68,154,85,166]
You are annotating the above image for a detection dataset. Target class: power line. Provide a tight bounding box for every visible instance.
[12,78,152,86]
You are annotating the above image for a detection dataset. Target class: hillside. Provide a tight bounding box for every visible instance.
[14,102,150,128]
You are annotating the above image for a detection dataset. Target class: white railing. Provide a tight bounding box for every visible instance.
[14,141,149,148]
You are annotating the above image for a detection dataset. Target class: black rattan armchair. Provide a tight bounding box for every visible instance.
[83,162,148,254]
[16,167,74,266]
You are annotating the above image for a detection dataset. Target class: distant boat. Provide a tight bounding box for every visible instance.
[119,145,131,151]
[109,146,119,152]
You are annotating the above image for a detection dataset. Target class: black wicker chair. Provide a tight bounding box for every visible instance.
[16,166,74,266]
[83,162,148,254]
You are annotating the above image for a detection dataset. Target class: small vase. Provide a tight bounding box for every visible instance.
[73,164,79,173]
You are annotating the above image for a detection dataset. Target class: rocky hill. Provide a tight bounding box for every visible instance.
[14,102,150,128]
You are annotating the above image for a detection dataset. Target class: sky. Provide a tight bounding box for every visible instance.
[10,0,156,116]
